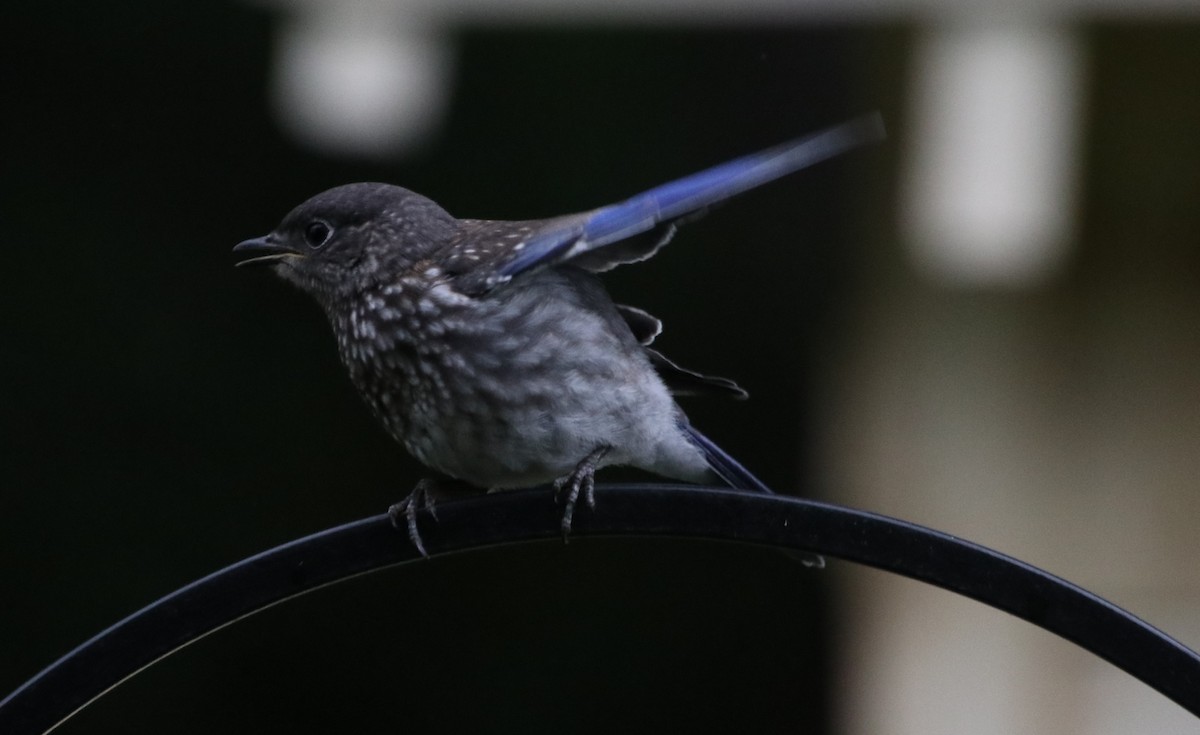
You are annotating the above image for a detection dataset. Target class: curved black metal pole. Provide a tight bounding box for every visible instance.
[2,484,1198,734]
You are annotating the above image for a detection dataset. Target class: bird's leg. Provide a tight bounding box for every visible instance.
[388,477,441,558]
[388,477,479,557]
[554,445,611,541]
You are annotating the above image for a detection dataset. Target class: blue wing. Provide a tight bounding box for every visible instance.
[491,113,884,284]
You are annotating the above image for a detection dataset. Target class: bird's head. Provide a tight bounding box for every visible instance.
[234,183,459,306]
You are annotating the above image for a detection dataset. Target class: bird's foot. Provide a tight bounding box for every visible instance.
[388,477,441,558]
[554,445,611,542]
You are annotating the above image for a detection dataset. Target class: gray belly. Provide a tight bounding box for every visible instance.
[341,268,705,488]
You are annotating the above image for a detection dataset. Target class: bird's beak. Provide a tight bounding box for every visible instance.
[233,235,303,267]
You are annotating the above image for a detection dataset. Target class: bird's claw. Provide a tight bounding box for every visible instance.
[555,445,611,542]
[388,478,440,558]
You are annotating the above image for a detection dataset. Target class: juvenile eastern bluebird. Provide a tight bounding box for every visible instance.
[234,114,883,556]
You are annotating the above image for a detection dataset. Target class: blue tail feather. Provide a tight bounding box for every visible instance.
[684,424,827,567]
[682,424,773,494]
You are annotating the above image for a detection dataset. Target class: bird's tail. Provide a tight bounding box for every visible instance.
[683,423,825,568]
[681,423,773,494]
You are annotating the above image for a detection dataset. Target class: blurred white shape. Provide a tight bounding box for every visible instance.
[273,10,451,157]
[902,24,1083,286]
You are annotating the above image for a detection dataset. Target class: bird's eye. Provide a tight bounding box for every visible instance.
[304,220,333,248]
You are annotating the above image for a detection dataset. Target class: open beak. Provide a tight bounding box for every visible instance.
[233,235,302,267]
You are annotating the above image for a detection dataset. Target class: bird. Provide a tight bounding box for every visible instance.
[234,114,884,556]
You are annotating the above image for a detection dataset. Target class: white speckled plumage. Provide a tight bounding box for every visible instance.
[235,116,884,552]
[248,182,728,495]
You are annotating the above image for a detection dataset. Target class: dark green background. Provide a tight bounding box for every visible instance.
[1,4,891,732]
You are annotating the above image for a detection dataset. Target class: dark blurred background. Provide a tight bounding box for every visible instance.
[3,3,1199,734]
[0,4,886,733]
